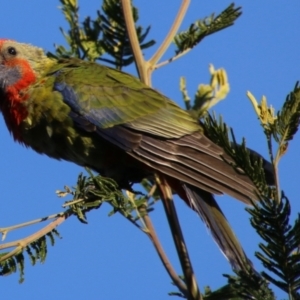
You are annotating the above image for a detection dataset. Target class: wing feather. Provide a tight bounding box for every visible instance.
[53,61,200,139]
[50,60,256,203]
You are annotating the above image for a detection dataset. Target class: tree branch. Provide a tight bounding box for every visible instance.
[0,212,65,241]
[149,0,190,67]
[127,185,188,296]
[121,0,150,85]
[155,174,202,300]
[142,210,188,296]
[0,211,71,261]
[155,48,190,70]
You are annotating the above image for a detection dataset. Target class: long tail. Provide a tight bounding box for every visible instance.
[182,184,253,272]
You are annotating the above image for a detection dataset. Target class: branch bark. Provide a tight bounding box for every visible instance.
[155,174,202,300]
[149,0,190,67]
[0,211,71,262]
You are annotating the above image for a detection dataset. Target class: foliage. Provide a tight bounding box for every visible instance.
[58,170,156,226]
[201,83,300,299]
[0,230,60,283]
[51,0,155,69]
[173,3,242,54]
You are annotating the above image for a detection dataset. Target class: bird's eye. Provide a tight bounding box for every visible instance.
[7,47,17,56]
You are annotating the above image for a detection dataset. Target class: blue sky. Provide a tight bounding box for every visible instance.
[0,1,299,299]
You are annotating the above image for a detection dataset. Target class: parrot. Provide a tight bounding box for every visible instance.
[0,39,271,272]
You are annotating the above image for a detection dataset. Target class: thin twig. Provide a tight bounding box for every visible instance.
[62,198,84,207]
[149,0,190,67]
[266,134,281,204]
[142,210,188,296]
[0,211,71,261]
[155,49,190,70]
[122,0,190,83]
[121,0,150,85]
[155,174,202,300]
[143,184,188,295]
[126,190,147,229]
[273,151,282,204]
[126,183,188,295]
[0,212,66,241]
[107,202,143,231]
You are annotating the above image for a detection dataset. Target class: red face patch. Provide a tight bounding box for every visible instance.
[0,40,36,142]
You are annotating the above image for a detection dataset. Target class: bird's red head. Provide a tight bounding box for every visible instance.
[0,39,38,141]
[0,39,37,94]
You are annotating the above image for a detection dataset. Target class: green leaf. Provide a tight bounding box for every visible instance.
[174,3,242,54]
[274,82,300,144]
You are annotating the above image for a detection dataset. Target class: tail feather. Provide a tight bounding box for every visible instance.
[183,184,253,272]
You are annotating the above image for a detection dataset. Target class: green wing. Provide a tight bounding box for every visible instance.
[38,59,253,202]
[52,59,200,140]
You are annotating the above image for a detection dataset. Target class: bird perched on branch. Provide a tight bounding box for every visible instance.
[0,39,269,272]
